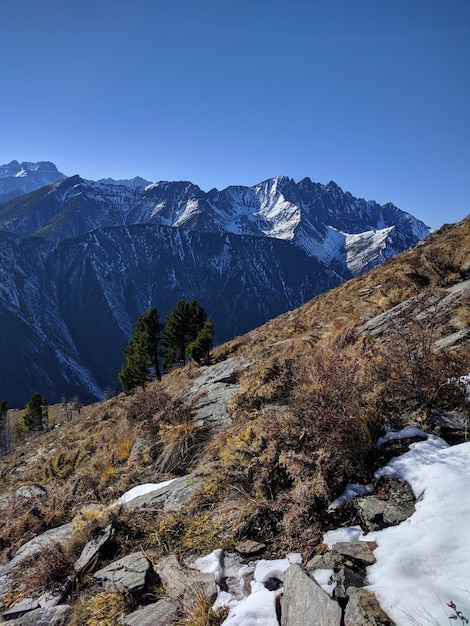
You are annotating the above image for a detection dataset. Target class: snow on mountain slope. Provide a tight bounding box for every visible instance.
[0,160,67,202]
[0,173,431,278]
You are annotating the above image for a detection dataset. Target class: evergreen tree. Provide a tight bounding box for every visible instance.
[118,307,163,394]
[0,401,12,456]
[188,318,214,365]
[24,393,45,432]
[162,299,207,369]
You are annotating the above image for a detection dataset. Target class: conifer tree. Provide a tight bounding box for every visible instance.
[24,393,45,432]
[119,307,163,394]
[0,401,12,456]
[188,318,214,365]
[162,299,207,369]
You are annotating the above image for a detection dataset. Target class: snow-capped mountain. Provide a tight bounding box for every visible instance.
[0,173,430,276]
[0,160,67,202]
[0,163,432,406]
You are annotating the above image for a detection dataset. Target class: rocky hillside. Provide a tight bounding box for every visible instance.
[0,216,468,624]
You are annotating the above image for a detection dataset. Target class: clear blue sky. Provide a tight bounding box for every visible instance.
[1,0,469,229]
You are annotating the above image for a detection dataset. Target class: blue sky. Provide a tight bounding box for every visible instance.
[1,0,469,229]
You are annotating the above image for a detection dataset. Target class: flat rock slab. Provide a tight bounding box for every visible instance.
[281,563,342,626]
[8,523,75,570]
[1,604,72,625]
[94,552,157,594]
[122,475,203,512]
[74,524,114,575]
[332,541,377,566]
[356,479,415,531]
[185,359,253,429]
[121,599,178,626]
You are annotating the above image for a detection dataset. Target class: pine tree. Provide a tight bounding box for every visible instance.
[118,307,163,394]
[188,318,214,365]
[0,401,12,456]
[162,299,208,369]
[24,393,45,432]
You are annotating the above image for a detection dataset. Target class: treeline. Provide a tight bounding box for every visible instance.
[118,299,214,395]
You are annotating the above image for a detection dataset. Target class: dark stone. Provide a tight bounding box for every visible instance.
[264,577,282,591]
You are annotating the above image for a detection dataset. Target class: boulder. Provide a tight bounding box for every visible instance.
[331,541,377,566]
[1,605,72,625]
[281,563,342,626]
[356,479,415,531]
[122,475,203,512]
[344,587,395,625]
[2,598,40,621]
[153,554,217,602]
[94,552,158,596]
[185,359,253,429]
[74,524,115,576]
[7,523,74,570]
[120,599,178,626]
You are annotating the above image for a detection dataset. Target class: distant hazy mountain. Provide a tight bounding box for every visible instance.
[0,160,67,202]
[0,164,431,406]
[97,176,152,188]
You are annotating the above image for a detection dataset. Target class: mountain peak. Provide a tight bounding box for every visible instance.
[0,160,67,202]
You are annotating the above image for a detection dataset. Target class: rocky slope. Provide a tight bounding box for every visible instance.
[0,215,468,625]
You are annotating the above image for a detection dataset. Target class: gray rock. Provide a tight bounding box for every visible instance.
[74,524,114,576]
[186,359,253,429]
[2,598,40,620]
[153,554,189,599]
[37,580,72,609]
[306,550,342,571]
[122,475,203,512]
[121,599,178,626]
[153,554,217,603]
[235,540,266,556]
[281,563,342,626]
[382,479,415,526]
[356,479,415,531]
[2,605,72,625]
[6,523,75,570]
[331,541,377,566]
[344,587,395,625]
[94,552,158,595]
[355,497,387,531]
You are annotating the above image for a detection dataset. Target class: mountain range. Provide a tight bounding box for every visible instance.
[0,162,431,407]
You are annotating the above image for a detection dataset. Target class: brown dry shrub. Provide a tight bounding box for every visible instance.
[70,590,134,626]
[14,540,77,597]
[126,386,208,475]
[374,314,470,427]
[177,584,229,626]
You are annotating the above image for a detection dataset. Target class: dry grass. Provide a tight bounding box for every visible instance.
[176,585,228,626]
